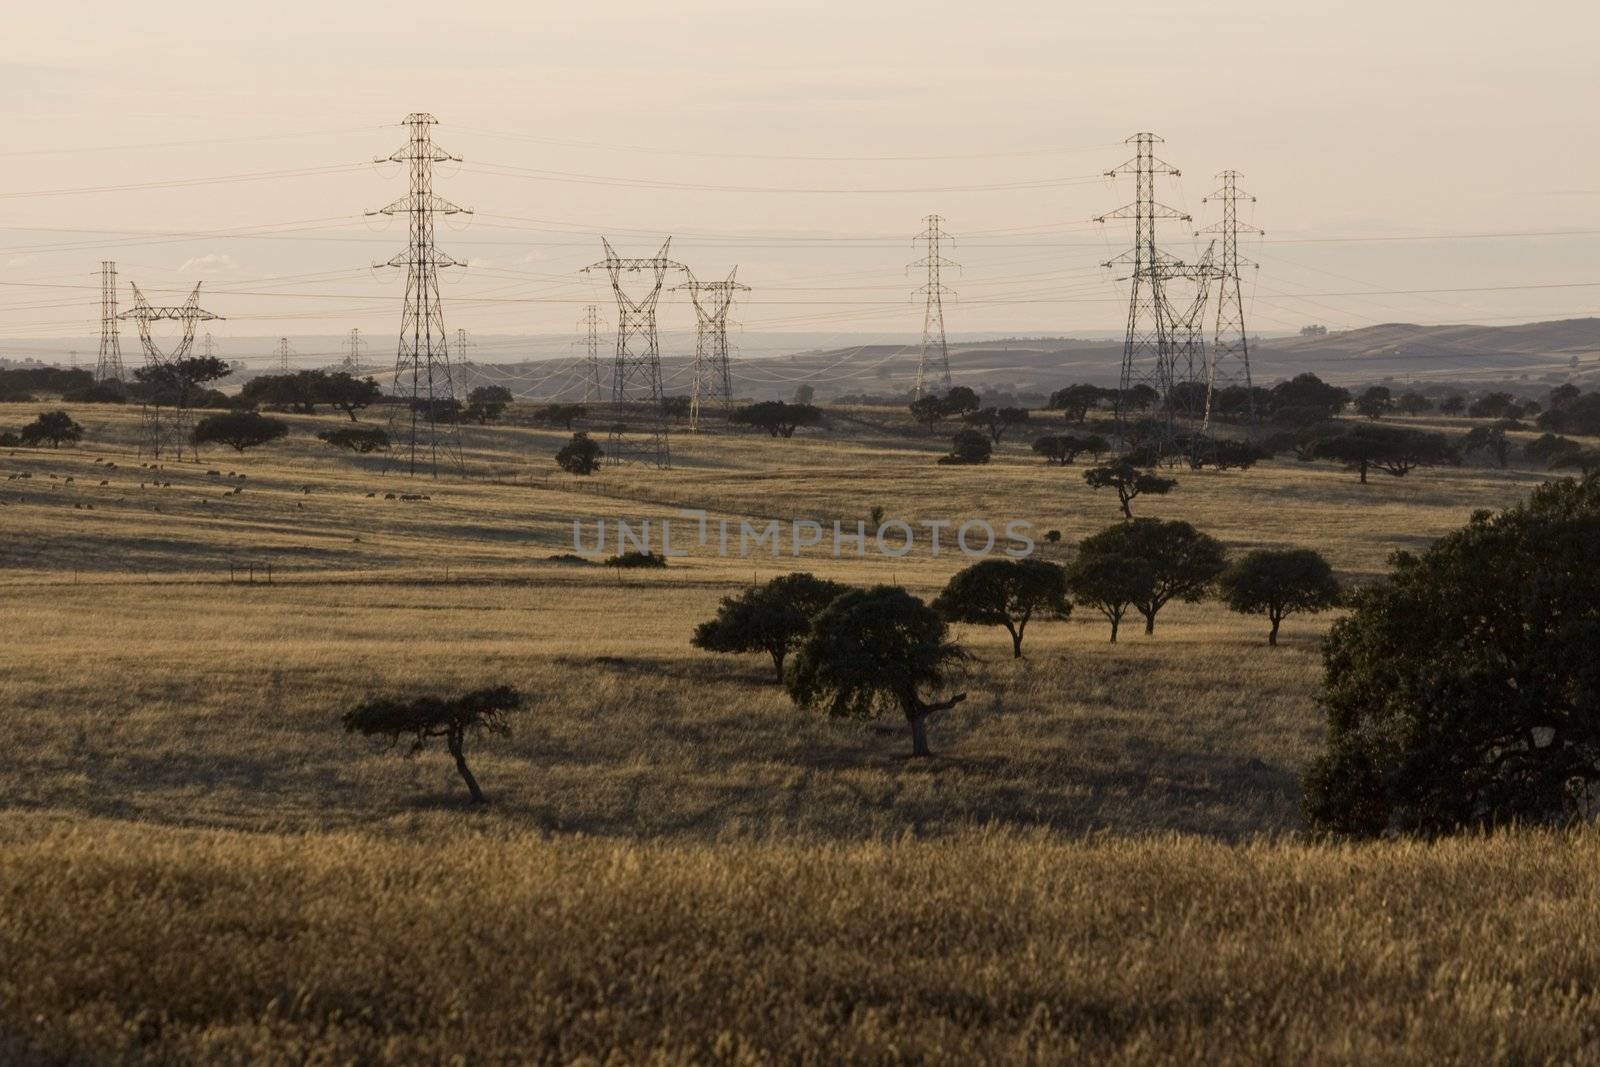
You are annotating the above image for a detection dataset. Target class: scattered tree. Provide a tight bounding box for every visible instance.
[1467,391,1526,420]
[1310,425,1459,483]
[132,355,232,411]
[1438,395,1466,415]
[555,432,603,475]
[540,403,588,430]
[1065,552,1153,642]
[342,686,525,804]
[786,586,968,758]
[1304,476,1600,837]
[938,428,992,465]
[18,410,83,448]
[1083,459,1177,518]
[1218,548,1342,646]
[792,384,815,405]
[466,385,513,425]
[692,572,852,681]
[1078,519,1228,635]
[1046,383,1107,423]
[1269,373,1350,422]
[1394,392,1433,415]
[1031,433,1108,465]
[1354,385,1393,419]
[190,411,288,453]
[941,386,981,417]
[730,400,823,438]
[932,558,1069,658]
[659,395,692,419]
[964,405,1030,443]
[1538,392,1600,436]
[321,373,383,421]
[1461,424,1512,468]
[909,395,946,431]
[1525,432,1583,468]
[317,426,390,453]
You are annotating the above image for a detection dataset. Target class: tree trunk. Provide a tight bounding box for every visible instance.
[1143,610,1156,635]
[1358,460,1369,484]
[908,710,931,758]
[1109,615,1120,643]
[1007,622,1024,658]
[1268,613,1282,647]
[1119,492,1133,519]
[447,729,486,804]
[770,648,786,683]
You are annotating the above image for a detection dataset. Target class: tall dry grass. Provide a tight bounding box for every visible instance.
[0,400,1584,1062]
[3,816,1599,1065]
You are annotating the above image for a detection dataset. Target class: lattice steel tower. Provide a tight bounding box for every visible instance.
[342,328,363,374]
[1200,171,1262,429]
[676,268,748,431]
[579,305,603,402]
[1096,133,1190,444]
[95,261,124,383]
[369,112,471,477]
[910,215,956,397]
[276,337,292,374]
[119,281,222,459]
[583,238,686,468]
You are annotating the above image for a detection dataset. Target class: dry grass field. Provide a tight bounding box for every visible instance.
[0,399,1588,1063]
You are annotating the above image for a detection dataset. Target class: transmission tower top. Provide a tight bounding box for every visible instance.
[118,282,222,365]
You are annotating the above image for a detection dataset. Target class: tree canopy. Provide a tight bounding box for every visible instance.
[692,572,852,681]
[342,685,525,805]
[191,411,288,453]
[932,558,1069,657]
[964,406,1030,443]
[1083,460,1177,518]
[786,586,967,757]
[466,385,513,424]
[1310,425,1459,483]
[938,428,992,465]
[1077,519,1227,635]
[317,425,390,453]
[1304,475,1600,837]
[730,400,823,438]
[555,432,603,475]
[1065,552,1153,642]
[1031,433,1107,465]
[1219,548,1342,646]
[17,410,83,448]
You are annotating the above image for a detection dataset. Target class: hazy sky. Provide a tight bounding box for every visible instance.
[5,0,1598,365]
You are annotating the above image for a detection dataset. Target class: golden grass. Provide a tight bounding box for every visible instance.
[0,399,1585,1062]
[4,816,1600,1065]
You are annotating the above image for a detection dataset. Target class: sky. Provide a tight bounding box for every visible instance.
[3,0,1598,367]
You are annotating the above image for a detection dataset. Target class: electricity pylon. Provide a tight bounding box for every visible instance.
[1200,170,1263,429]
[910,215,956,397]
[95,261,124,383]
[676,268,748,431]
[119,281,222,460]
[342,328,363,374]
[582,238,686,468]
[579,305,603,402]
[1096,133,1190,447]
[369,112,471,478]
[276,337,292,374]
[202,332,217,360]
